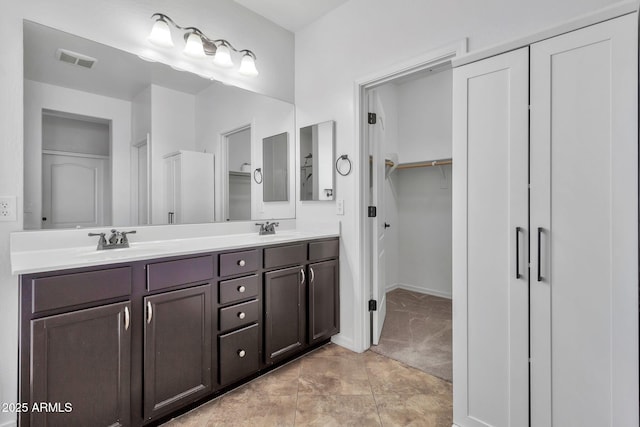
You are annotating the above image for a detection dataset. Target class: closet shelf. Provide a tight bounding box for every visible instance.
[396,158,452,170]
[229,171,251,177]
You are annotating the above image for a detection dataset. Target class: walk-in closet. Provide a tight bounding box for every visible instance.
[368,64,453,382]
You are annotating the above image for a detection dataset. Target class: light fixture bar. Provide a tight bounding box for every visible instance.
[148,13,258,76]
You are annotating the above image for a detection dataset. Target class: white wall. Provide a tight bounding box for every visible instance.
[23,79,132,229]
[1,2,292,423]
[295,0,621,353]
[397,70,452,163]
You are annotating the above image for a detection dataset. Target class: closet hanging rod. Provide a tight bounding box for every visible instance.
[396,158,452,170]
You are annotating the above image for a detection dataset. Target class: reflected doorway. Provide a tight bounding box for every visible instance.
[223,125,251,221]
[41,111,111,229]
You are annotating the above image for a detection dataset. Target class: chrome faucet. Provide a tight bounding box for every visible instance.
[255,221,279,235]
[88,229,137,250]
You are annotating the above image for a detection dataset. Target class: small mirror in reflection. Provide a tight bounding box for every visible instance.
[263,132,288,202]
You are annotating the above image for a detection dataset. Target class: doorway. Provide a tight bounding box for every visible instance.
[222,125,252,221]
[357,41,465,382]
[41,110,111,229]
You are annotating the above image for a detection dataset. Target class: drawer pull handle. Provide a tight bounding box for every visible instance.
[238,259,246,267]
[310,267,315,284]
[238,349,246,358]
[300,268,306,285]
[124,306,130,331]
[147,301,153,324]
[238,285,246,293]
[238,312,246,319]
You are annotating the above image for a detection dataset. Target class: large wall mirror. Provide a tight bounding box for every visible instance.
[299,120,335,201]
[23,20,295,229]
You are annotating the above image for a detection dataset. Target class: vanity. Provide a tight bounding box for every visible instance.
[14,229,339,426]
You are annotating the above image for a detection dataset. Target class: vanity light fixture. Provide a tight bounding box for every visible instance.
[147,13,259,77]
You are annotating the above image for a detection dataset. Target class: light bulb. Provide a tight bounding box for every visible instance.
[238,53,259,77]
[213,44,233,68]
[183,32,206,58]
[148,18,174,48]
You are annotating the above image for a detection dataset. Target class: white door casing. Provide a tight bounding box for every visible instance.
[452,47,530,427]
[530,13,639,427]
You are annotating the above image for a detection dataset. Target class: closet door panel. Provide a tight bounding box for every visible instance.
[530,13,638,427]
[452,47,529,427]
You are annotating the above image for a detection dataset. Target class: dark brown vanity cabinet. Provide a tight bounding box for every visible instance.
[143,285,212,420]
[19,237,339,427]
[308,259,340,344]
[31,301,131,427]
[264,265,306,363]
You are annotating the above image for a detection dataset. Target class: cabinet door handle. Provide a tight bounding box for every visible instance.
[238,285,246,293]
[537,227,544,282]
[310,267,315,284]
[238,312,246,320]
[238,259,246,267]
[300,268,306,285]
[238,349,246,358]
[516,227,522,279]
[146,301,153,324]
[124,306,130,331]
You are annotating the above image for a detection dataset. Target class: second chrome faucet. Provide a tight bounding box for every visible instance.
[255,221,279,235]
[88,229,137,250]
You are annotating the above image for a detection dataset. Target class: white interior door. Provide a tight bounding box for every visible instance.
[369,89,387,345]
[42,153,107,229]
[530,14,638,427]
[452,47,529,427]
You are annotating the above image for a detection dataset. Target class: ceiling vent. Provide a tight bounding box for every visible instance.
[56,48,97,69]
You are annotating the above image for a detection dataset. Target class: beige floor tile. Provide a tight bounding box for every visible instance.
[206,394,297,427]
[375,394,453,427]
[295,395,381,426]
[298,355,372,395]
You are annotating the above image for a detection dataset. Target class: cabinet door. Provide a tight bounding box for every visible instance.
[308,260,339,344]
[530,14,638,427]
[31,301,131,427]
[264,266,305,363]
[452,47,529,427]
[143,285,212,420]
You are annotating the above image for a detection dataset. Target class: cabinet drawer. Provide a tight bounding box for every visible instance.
[219,299,260,332]
[32,267,131,314]
[309,239,339,261]
[264,243,307,269]
[219,324,260,386]
[219,274,259,304]
[147,255,214,292]
[219,250,259,277]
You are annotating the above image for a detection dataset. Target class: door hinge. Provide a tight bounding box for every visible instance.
[369,299,377,311]
[368,206,377,217]
[368,112,377,124]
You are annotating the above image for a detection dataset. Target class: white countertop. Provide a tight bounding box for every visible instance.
[10,221,340,275]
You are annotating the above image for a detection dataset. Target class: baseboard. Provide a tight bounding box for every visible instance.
[386,282,452,299]
[331,334,361,353]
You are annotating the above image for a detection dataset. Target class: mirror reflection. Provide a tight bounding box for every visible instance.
[299,120,335,201]
[23,20,295,229]
[262,132,289,202]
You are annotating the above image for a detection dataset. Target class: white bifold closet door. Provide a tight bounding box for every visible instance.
[529,13,638,427]
[452,47,530,427]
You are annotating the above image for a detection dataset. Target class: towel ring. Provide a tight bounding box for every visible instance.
[335,154,352,176]
[253,168,263,184]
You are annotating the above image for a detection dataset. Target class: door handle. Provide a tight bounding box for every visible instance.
[310,267,315,284]
[146,301,153,324]
[516,227,522,279]
[300,268,305,285]
[537,227,544,282]
[124,306,130,331]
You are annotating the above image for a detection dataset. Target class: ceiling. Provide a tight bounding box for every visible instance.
[234,0,349,32]
[24,21,213,102]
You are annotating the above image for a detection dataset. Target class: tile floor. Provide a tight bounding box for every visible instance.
[371,289,452,382]
[163,344,453,426]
